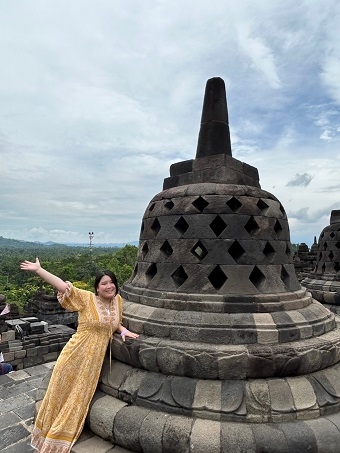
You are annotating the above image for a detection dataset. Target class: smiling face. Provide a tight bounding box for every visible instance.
[96,274,117,301]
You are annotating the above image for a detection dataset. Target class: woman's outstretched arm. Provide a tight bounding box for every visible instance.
[20,258,68,294]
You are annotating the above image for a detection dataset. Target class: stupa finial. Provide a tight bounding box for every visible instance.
[195,77,232,158]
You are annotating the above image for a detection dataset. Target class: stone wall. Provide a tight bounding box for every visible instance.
[0,324,74,370]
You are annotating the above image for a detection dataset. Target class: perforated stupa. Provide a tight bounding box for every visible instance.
[86,78,340,453]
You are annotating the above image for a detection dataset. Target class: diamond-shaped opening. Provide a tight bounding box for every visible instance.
[263,241,275,260]
[322,263,326,273]
[160,240,173,257]
[286,244,292,256]
[249,266,266,290]
[174,216,189,235]
[330,232,335,238]
[281,265,290,286]
[141,242,149,259]
[192,196,209,213]
[171,265,188,288]
[329,251,335,260]
[274,220,283,234]
[323,241,328,251]
[210,215,227,236]
[279,204,286,216]
[335,262,340,273]
[164,200,174,210]
[257,199,269,214]
[228,240,245,262]
[191,241,208,261]
[151,218,161,236]
[145,263,157,283]
[335,241,340,249]
[244,216,260,236]
[208,266,228,290]
[226,196,242,212]
[149,203,156,212]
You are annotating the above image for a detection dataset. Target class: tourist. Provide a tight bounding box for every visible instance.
[0,334,14,375]
[20,257,139,453]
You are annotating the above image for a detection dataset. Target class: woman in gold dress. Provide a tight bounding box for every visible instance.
[20,258,139,453]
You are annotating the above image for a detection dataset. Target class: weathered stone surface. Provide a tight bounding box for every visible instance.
[86,78,340,451]
[139,411,169,453]
[0,423,30,450]
[113,405,148,452]
[162,414,192,453]
[88,392,126,442]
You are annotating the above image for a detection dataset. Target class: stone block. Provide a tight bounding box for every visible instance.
[170,376,197,410]
[1,330,15,341]
[279,420,318,452]
[36,345,50,355]
[26,348,38,357]
[119,368,147,404]
[23,355,43,367]
[5,319,30,333]
[3,352,15,361]
[170,159,193,176]
[14,350,26,359]
[190,418,221,453]
[162,414,193,453]
[21,317,39,323]
[305,417,340,453]
[72,434,114,453]
[139,411,169,453]
[252,423,289,452]
[268,379,294,415]
[89,393,127,441]
[218,350,249,379]
[0,424,31,450]
[48,343,60,352]
[220,421,255,452]
[43,352,59,362]
[287,376,317,412]
[193,380,222,414]
[113,405,148,451]
[245,379,270,421]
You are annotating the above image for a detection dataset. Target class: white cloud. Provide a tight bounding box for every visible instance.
[0,0,340,247]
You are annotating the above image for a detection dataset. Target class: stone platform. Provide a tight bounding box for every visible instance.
[0,362,132,453]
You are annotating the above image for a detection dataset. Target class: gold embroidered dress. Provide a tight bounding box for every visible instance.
[31,283,122,453]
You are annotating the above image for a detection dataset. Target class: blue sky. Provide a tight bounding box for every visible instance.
[0,0,340,246]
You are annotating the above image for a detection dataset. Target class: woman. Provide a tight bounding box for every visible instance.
[20,257,139,453]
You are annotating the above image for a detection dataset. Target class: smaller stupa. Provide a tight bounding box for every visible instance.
[302,210,340,311]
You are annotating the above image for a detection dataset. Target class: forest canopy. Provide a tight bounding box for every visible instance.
[0,237,138,313]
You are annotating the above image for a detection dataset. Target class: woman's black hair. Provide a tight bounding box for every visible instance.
[94,270,118,295]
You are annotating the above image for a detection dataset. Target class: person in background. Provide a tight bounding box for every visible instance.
[20,257,139,453]
[0,333,13,375]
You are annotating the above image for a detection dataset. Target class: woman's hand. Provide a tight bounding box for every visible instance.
[120,328,139,342]
[20,258,41,273]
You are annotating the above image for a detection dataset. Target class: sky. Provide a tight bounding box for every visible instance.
[1,0,340,247]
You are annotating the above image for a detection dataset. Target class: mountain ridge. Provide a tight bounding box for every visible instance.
[0,236,138,249]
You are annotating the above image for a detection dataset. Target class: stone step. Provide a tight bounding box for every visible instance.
[72,429,133,453]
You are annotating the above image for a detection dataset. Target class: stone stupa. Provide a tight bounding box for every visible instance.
[302,210,340,312]
[85,78,340,452]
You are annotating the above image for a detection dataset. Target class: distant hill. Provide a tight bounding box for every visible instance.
[58,241,139,248]
[0,236,138,249]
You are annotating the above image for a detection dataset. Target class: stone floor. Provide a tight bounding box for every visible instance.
[0,362,132,453]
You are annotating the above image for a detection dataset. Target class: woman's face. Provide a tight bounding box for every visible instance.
[96,275,117,300]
